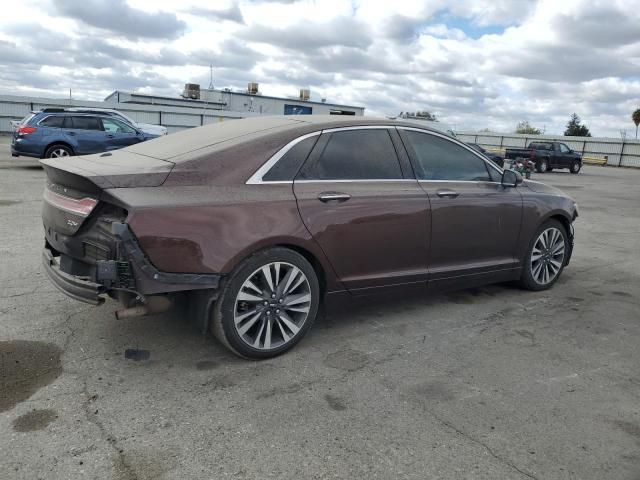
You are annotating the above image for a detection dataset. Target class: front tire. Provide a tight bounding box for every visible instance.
[519,220,569,291]
[211,248,320,359]
[570,160,581,174]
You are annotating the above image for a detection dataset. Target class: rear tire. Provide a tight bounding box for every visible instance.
[570,160,581,174]
[519,219,569,291]
[536,158,548,173]
[211,247,320,359]
[44,144,73,159]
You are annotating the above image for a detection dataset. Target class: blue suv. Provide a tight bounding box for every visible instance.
[11,109,159,159]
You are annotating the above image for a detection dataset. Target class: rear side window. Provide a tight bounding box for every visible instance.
[70,116,101,130]
[39,116,65,127]
[401,130,490,182]
[298,129,402,180]
[530,143,552,151]
[263,135,319,181]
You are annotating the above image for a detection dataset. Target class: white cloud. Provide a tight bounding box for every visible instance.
[0,0,638,136]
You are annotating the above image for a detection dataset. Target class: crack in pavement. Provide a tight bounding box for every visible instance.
[81,381,138,480]
[428,411,539,479]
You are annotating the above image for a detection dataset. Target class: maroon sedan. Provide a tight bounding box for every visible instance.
[41,116,578,358]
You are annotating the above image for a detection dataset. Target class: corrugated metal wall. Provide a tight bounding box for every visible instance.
[456,132,640,168]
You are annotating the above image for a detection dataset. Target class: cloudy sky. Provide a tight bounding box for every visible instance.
[0,0,639,136]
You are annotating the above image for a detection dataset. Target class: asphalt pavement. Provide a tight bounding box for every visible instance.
[1,136,639,479]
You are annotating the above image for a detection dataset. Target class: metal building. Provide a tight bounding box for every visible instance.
[104,82,365,117]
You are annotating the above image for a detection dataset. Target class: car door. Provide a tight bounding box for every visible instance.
[398,128,523,284]
[558,143,573,167]
[293,127,431,292]
[65,116,105,154]
[100,117,144,150]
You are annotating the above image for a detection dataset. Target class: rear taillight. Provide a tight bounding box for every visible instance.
[17,126,37,135]
[43,188,98,217]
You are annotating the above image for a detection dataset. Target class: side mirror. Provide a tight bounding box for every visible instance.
[502,169,523,187]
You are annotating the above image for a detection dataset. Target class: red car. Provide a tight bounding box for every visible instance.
[41,116,578,358]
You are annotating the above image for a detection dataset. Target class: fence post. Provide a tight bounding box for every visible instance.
[619,140,625,167]
[474,134,478,143]
[581,140,586,156]
[159,111,162,125]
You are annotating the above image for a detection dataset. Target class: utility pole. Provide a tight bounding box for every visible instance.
[208,64,214,90]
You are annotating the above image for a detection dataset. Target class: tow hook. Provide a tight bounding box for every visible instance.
[115,295,172,320]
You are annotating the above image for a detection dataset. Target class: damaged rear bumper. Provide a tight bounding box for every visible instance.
[43,222,222,305]
[43,248,105,305]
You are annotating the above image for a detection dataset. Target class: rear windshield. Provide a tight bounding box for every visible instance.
[20,113,37,126]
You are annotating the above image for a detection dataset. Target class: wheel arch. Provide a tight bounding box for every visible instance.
[43,141,75,158]
[220,238,341,294]
[541,211,572,236]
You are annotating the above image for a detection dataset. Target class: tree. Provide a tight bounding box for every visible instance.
[515,120,541,135]
[564,113,591,137]
[632,108,640,139]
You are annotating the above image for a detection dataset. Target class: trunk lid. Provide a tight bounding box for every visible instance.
[41,149,172,237]
[40,149,174,189]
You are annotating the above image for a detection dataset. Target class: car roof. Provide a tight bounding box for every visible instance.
[124,115,445,161]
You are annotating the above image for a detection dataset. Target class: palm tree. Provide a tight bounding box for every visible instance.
[633,108,640,139]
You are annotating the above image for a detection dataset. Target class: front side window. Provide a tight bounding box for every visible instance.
[402,130,491,182]
[70,116,101,130]
[298,129,402,180]
[560,144,570,153]
[102,118,136,134]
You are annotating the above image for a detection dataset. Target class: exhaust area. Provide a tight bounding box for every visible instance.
[115,295,173,320]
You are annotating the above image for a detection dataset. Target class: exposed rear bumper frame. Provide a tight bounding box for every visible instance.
[43,222,223,305]
[43,248,105,305]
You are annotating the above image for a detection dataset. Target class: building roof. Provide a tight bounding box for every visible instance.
[105,90,364,111]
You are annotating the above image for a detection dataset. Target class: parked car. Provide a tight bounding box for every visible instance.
[505,141,582,174]
[466,143,504,167]
[11,111,158,159]
[41,116,578,359]
[67,107,168,136]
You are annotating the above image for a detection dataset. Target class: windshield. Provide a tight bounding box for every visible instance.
[112,111,137,125]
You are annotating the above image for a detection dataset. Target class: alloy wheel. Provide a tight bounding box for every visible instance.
[233,262,312,350]
[49,148,70,158]
[530,227,565,285]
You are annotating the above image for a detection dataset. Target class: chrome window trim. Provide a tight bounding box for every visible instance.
[246,124,505,185]
[320,125,395,134]
[295,179,417,184]
[418,179,502,185]
[245,126,399,185]
[246,131,321,185]
[397,126,505,179]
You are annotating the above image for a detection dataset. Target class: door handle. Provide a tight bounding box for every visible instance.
[318,192,351,203]
[66,131,76,136]
[436,189,459,198]
[107,134,114,138]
